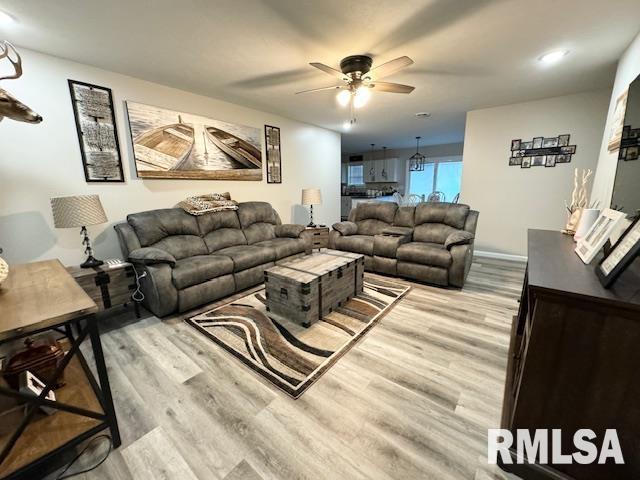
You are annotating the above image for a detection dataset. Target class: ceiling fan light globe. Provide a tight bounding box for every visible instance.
[353,86,371,109]
[336,89,351,107]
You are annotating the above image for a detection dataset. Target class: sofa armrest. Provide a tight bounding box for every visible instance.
[114,223,141,259]
[332,221,357,236]
[275,223,305,238]
[132,263,178,317]
[449,243,473,288]
[445,231,475,250]
[128,247,177,267]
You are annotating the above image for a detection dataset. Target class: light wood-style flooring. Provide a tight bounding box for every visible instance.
[56,257,525,479]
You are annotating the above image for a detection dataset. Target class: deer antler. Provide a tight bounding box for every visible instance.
[0,41,23,81]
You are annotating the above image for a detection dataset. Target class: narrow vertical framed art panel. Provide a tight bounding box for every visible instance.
[68,80,124,182]
[265,124,282,183]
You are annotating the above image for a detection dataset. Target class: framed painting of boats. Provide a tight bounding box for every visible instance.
[125,101,263,180]
[265,124,282,183]
[68,80,124,182]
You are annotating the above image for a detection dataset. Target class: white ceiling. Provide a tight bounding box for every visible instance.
[1,0,639,153]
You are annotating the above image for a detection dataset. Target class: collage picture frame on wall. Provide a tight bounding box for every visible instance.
[509,134,576,169]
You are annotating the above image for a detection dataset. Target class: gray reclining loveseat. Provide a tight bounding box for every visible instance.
[330,201,478,287]
[114,201,308,316]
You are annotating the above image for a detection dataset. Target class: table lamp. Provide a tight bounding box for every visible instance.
[302,188,322,227]
[51,194,107,268]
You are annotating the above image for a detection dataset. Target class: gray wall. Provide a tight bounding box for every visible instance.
[461,90,610,257]
[0,49,341,265]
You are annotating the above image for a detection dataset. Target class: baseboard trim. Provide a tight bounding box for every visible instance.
[474,250,527,263]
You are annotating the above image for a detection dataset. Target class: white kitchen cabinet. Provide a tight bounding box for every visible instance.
[363,159,377,183]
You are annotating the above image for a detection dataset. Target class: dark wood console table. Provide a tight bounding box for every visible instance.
[501,230,640,479]
[0,260,120,479]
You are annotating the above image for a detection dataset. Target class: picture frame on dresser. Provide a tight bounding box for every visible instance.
[575,208,627,264]
[596,217,640,288]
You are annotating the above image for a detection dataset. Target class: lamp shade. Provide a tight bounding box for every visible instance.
[51,194,107,228]
[301,188,322,206]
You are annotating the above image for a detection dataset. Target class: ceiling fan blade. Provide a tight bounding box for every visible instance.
[295,85,345,95]
[366,56,414,80]
[309,62,349,81]
[369,81,415,93]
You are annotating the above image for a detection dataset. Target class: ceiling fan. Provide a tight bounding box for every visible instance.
[296,55,415,124]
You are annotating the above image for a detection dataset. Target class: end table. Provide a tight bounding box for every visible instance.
[301,226,330,252]
[0,260,120,479]
[67,262,141,318]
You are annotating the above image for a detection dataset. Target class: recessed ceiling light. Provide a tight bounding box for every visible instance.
[0,10,15,25]
[415,112,431,118]
[539,50,569,64]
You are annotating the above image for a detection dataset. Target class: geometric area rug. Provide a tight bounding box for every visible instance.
[185,275,410,398]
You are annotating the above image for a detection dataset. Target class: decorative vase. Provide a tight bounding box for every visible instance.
[564,208,583,235]
[0,257,8,288]
[574,208,601,242]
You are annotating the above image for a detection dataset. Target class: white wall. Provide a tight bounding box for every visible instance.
[591,31,640,207]
[461,90,610,257]
[0,49,341,266]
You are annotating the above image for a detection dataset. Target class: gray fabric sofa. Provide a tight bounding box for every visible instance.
[330,201,478,288]
[114,201,308,317]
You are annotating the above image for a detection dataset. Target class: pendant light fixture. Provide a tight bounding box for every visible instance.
[369,143,376,182]
[381,146,388,179]
[409,136,426,172]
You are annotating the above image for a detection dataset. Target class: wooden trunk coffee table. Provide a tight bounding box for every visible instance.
[264,249,364,327]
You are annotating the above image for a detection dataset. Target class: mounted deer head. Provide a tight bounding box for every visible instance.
[0,41,42,124]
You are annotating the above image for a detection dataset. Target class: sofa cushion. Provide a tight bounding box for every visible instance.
[353,202,398,224]
[127,208,201,246]
[396,242,452,268]
[333,234,374,256]
[237,201,281,244]
[171,255,234,290]
[393,206,416,227]
[415,202,470,229]
[356,219,393,236]
[254,238,307,259]
[413,223,460,245]
[127,208,208,260]
[216,245,276,271]
[151,235,209,261]
[195,210,247,253]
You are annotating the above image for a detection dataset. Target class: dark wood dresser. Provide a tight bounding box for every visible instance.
[500,230,640,479]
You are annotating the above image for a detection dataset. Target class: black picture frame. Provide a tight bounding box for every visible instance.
[595,217,640,288]
[511,139,521,151]
[264,124,282,184]
[531,155,545,166]
[545,155,557,167]
[558,134,570,146]
[521,157,531,168]
[509,157,522,166]
[68,80,124,182]
[532,137,543,149]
